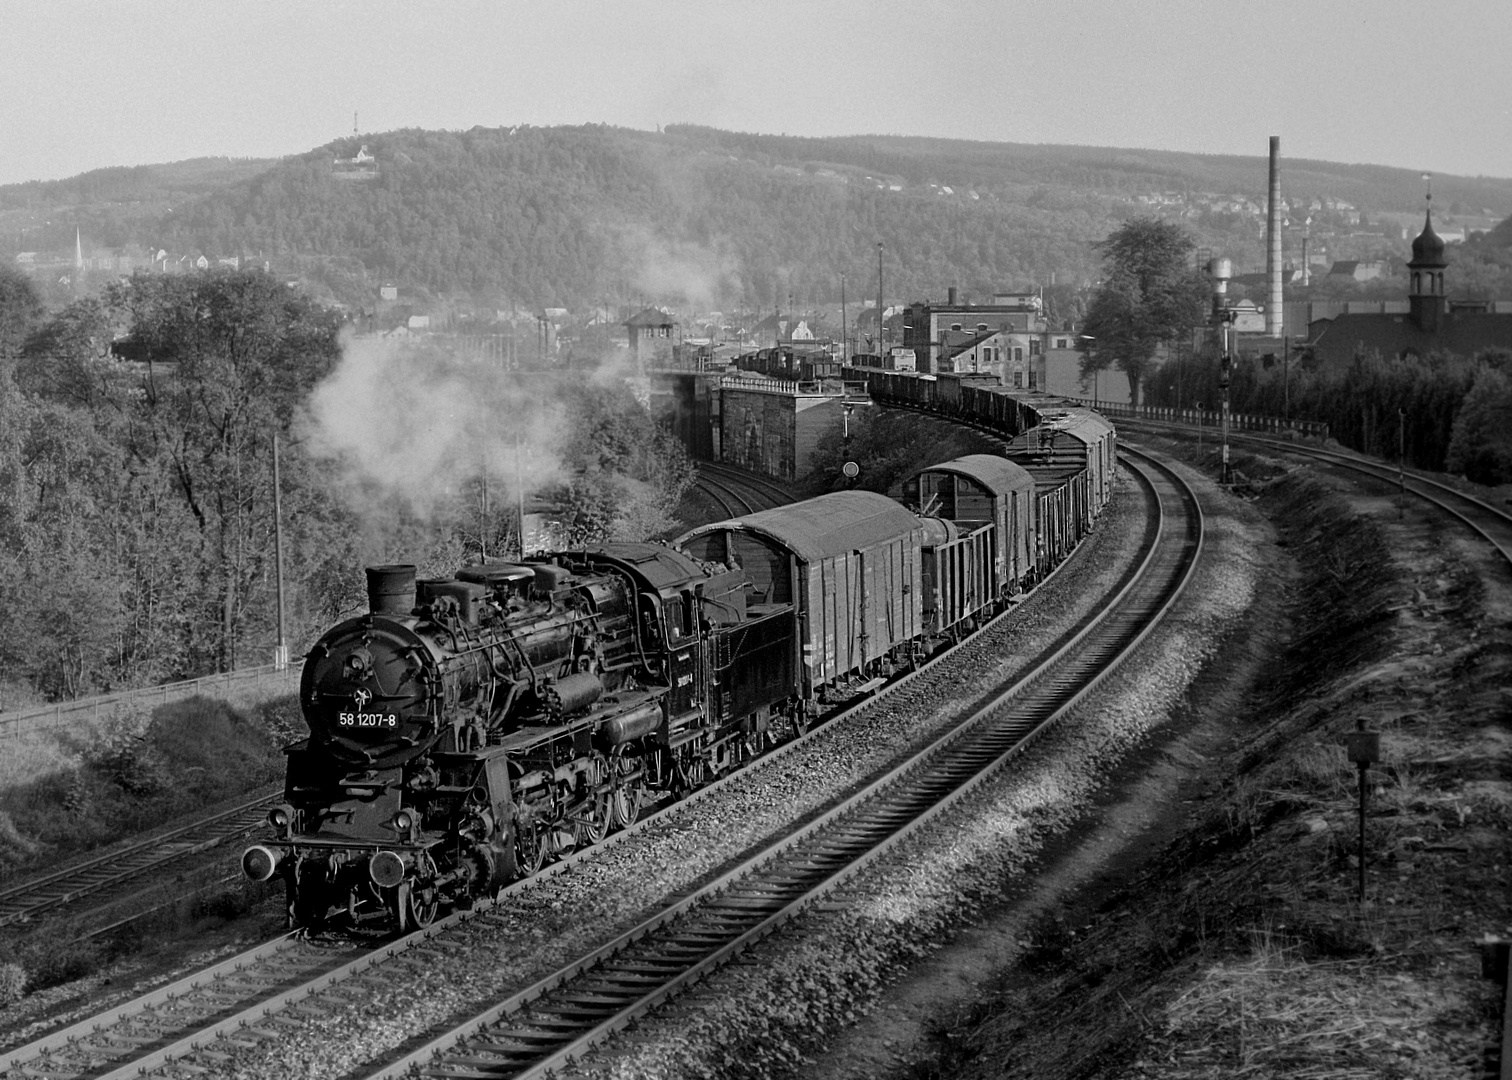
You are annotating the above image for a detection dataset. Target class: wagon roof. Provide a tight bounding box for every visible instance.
[1027,408,1115,445]
[909,454,1036,497]
[676,491,922,563]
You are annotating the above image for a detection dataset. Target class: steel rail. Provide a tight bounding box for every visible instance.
[8,450,1157,1080]
[690,471,757,518]
[365,450,1200,1079]
[1243,438,1512,569]
[1121,418,1512,571]
[75,871,243,942]
[3,932,307,1072]
[0,787,284,926]
[695,461,796,508]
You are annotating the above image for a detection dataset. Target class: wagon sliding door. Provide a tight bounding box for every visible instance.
[856,540,911,673]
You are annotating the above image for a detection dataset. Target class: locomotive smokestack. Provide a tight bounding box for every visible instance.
[1266,135,1283,338]
[365,564,417,615]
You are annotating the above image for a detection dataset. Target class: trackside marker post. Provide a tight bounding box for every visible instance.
[1345,720,1381,902]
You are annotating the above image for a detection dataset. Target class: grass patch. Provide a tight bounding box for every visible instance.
[0,694,297,879]
[0,877,285,1000]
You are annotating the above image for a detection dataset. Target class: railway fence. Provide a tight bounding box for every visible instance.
[1067,398,1330,440]
[0,661,304,740]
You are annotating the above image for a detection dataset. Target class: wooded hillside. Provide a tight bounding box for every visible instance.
[7,126,1512,313]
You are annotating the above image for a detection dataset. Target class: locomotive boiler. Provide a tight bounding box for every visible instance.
[243,547,793,931]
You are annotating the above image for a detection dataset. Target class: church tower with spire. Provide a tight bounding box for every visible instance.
[1306,170,1512,368]
[1407,179,1448,333]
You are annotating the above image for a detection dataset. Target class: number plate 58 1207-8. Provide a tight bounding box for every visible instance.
[337,712,399,728]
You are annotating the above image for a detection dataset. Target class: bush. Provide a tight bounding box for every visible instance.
[143,696,285,803]
[251,693,306,748]
[0,961,25,1005]
[83,703,165,797]
[807,409,999,496]
[0,934,101,996]
[0,695,288,876]
[1446,366,1512,484]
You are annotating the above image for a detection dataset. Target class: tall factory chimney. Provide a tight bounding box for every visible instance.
[1265,136,1283,338]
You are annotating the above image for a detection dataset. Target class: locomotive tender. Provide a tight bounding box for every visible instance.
[244,384,1114,932]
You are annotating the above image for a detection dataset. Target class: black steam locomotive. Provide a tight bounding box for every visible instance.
[242,548,793,931]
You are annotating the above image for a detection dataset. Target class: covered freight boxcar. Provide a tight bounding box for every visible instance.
[676,492,924,707]
[1006,409,1117,528]
[903,454,1038,604]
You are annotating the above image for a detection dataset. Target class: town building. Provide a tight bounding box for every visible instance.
[900,289,1053,384]
[1307,203,1512,367]
[333,145,379,180]
[625,307,676,367]
[1327,260,1387,282]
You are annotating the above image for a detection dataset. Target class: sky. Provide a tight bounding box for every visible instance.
[3,0,1509,187]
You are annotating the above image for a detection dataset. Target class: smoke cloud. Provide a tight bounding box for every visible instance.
[619,225,736,312]
[302,333,566,530]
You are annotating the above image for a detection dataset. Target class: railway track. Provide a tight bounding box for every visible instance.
[0,788,283,931]
[361,447,1200,1080]
[5,449,1193,1080]
[691,462,794,518]
[696,461,796,508]
[1123,417,1512,571]
[0,931,380,1080]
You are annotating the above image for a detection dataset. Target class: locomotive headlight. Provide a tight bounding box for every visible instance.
[391,810,416,840]
[267,805,294,837]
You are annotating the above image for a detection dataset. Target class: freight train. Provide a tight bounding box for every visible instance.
[242,381,1114,932]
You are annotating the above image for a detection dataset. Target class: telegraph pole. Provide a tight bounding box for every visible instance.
[1398,408,1406,518]
[1220,318,1233,485]
[840,273,848,365]
[272,432,288,670]
[515,433,526,558]
[876,242,885,363]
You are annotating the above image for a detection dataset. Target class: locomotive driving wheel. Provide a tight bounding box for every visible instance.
[608,752,643,830]
[406,852,440,929]
[515,817,551,876]
[574,789,611,846]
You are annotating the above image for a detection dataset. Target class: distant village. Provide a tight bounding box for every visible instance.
[10,138,1510,413]
[13,238,266,285]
